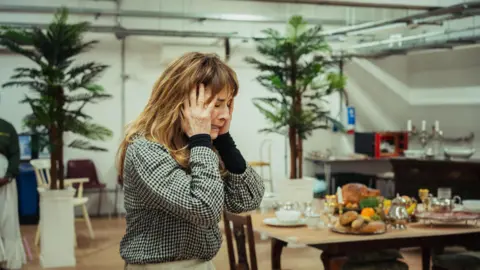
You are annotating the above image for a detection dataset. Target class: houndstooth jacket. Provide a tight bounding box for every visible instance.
[119,136,265,264]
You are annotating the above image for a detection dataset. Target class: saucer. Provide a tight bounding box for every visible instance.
[263,217,307,227]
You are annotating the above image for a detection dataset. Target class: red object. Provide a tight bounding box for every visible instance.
[66,159,106,189]
[373,132,408,158]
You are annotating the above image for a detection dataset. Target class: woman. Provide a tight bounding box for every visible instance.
[0,118,26,270]
[117,52,265,270]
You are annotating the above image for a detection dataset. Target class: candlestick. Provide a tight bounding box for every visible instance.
[407,120,412,132]
[435,120,439,132]
[421,120,426,131]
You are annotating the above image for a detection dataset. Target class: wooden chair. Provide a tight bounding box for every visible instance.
[30,159,95,247]
[66,159,107,217]
[223,211,258,270]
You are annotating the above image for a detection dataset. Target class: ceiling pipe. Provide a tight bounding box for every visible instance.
[348,31,480,58]
[0,4,369,26]
[223,0,441,10]
[0,22,238,39]
[323,1,480,36]
[351,36,480,58]
[349,24,480,50]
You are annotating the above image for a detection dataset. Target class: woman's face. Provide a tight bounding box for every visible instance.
[210,88,233,139]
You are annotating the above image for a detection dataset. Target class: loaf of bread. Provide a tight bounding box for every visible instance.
[342,183,381,205]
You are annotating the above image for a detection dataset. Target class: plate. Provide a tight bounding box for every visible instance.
[263,217,306,227]
[330,226,386,235]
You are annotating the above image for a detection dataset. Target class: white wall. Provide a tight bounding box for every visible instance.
[345,45,480,157]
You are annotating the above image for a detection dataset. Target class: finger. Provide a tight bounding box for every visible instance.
[189,86,197,108]
[183,96,190,111]
[204,85,212,102]
[197,84,205,106]
[206,94,218,112]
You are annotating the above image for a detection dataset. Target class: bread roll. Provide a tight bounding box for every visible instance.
[334,220,351,233]
[359,221,386,234]
[351,217,365,230]
[340,211,358,226]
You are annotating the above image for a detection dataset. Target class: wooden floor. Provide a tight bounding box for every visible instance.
[20,217,423,270]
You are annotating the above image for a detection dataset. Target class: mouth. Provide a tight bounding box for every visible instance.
[211,125,221,130]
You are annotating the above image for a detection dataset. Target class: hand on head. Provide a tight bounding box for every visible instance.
[182,84,217,138]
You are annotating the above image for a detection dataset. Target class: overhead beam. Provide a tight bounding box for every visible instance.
[0,4,369,25]
[224,0,442,10]
[323,1,480,36]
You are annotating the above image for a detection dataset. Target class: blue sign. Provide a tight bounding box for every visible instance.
[347,106,356,125]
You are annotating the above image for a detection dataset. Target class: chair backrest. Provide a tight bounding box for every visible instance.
[30,159,85,197]
[223,211,258,270]
[30,159,53,188]
[66,159,99,186]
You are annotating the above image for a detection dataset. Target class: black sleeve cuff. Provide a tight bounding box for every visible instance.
[188,134,212,149]
[213,132,236,149]
[213,133,247,174]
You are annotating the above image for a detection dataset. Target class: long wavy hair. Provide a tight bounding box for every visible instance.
[116,52,239,176]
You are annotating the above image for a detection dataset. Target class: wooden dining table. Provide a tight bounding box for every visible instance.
[250,211,480,270]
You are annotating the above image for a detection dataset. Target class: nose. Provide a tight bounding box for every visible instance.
[218,106,230,120]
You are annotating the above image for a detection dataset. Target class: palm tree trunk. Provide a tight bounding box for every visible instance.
[57,87,65,190]
[49,125,58,190]
[288,126,297,179]
[297,133,303,179]
[288,44,299,180]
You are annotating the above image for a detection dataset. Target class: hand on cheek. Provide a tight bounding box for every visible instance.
[219,99,234,135]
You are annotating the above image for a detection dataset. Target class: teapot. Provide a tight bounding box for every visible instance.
[386,194,409,230]
[429,195,462,213]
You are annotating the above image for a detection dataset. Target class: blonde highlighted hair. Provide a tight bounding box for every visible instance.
[116,52,239,176]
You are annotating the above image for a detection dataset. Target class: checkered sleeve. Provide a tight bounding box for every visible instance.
[224,165,265,213]
[130,140,225,227]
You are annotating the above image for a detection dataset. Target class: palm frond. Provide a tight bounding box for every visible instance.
[245,14,347,140]
[64,118,112,141]
[68,139,108,152]
[0,7,113,189]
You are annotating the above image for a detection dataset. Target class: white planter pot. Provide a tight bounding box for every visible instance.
[37,187,76,268]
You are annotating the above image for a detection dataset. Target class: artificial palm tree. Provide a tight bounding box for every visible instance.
[245,15,346,179]
[0,8,112,190]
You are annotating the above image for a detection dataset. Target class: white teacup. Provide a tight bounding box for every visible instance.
[275,209,301,224]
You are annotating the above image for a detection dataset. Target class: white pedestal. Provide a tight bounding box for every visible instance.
[38,187,76,268]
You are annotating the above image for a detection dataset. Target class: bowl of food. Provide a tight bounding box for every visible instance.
[332,211,386,235]
[275,209,302,224]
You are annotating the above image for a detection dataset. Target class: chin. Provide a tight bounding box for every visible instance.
[210,130,219,140]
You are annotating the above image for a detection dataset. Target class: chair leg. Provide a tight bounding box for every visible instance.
[114,184,119,218]
[74,220,77,247]
[34,223,41,246]
[97,188,103,217]
[82,204,95,239]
